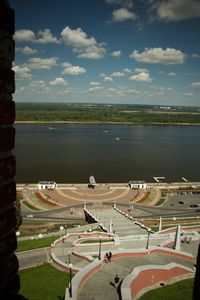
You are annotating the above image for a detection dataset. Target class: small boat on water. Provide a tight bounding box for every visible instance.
[89,175,96,188]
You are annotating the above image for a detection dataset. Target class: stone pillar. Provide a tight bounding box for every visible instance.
[173,225,181,251]
[0,1,20,298]
[159,217,162,231]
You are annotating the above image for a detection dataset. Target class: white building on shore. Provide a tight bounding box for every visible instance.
[128,180,147,189]
[37,181,57,190]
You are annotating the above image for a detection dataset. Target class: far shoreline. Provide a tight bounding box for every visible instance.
[15,121,200,126]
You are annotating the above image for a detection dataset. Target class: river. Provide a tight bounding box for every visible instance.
[14,124,200,183]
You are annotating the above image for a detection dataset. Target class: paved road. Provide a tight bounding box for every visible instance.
[16,247,51,270]
[132,204,200,218]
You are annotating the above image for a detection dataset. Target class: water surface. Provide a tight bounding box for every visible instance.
[15,124,200,183]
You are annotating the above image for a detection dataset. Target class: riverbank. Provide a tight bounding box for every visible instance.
[15,102,200,125]
[15,120,200,126]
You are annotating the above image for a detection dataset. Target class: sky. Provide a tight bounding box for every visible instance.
[10,0,200,106]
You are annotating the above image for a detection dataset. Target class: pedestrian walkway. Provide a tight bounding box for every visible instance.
[89,208,146,236]
[77,253,194,300]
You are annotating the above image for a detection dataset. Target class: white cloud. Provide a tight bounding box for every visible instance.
[192,53,200,58]
[108,88,117,92]
[155,0,200,21]
[29,80,49,93]
[104,76,113,82]
[167,72,176,76]
[130,47,185,64]
[61,26,106,59]
[149,85,171,92]
[112,8,137,22]
[105,0,133,8]
[134,68,148,73]
[90,81,101,86]
[17,46,38,55]
[14,29,60,44]
[191,82,200,88]
[127,89,140,94]
[107,88,126,97]
[85,86,103,92]
[12,65,32,79]
[129,71,152,82]
[184,92,194,96]
[77,45,106,59]
[61,62,87,75]
[14,29,35,42]
[111,71,125,78]
[111,50,122,57]
[123,68,132,73]
[28,57,58,70]
[36,29,60,44]
[49,77,68,87]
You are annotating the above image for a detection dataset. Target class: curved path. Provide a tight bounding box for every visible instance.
[77,253,194,300]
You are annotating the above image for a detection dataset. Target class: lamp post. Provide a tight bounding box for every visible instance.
[98,235,102,260]
[146,228,151,249]
[68,250,71,264]
[69,263,72,298]
[60,225,64,240]
[64,225,67,236]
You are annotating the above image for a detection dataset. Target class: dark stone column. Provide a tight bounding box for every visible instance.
[0,0,21,298]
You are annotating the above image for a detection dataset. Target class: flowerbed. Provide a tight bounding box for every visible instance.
[34,192,57,207]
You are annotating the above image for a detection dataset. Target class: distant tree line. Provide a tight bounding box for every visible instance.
[15,103,200,124]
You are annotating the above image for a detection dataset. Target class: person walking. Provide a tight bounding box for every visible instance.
[114,274,120,288]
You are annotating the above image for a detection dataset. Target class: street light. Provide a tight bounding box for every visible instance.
[60,225,64,232]
[60,225,64,239]
[64,225,67,236]
[146,228,151,249]
[98,235,102,260]
[69,263,72,298]
[68,250,71,264]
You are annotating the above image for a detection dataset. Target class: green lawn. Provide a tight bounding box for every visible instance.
[140,278,194,300]
[155,197,166,206]
[19,263,69,300]
[18,265,194,300]
[16,235,60,252]
[80,239,114,244]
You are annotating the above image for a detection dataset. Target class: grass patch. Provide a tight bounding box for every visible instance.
[80,239,113,244]
[22,201,39,210]
[144,191,157,205]
[16,235,60,252]
[140,278,194,300]
[155,198,166,206]
[19,263,69,300]
[151,223,200,232]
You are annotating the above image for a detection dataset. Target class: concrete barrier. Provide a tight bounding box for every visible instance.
[121,263,194,300]
[64,259,103,300]
[51,252,81,273]
[63,246,193,300]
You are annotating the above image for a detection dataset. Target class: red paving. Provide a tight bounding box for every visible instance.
[41,187,146,206]
[131,266,192,299]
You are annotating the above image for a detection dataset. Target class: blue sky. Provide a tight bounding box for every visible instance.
[10,0,200,106]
